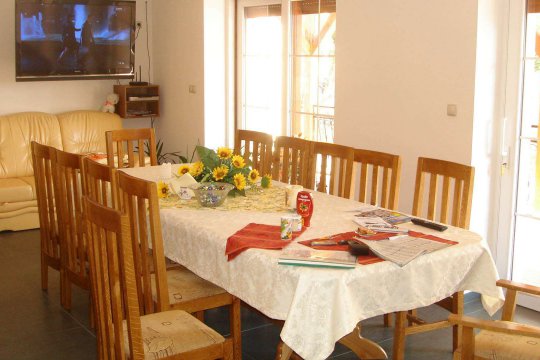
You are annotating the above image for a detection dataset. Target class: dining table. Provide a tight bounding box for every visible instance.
[122,165,504,360]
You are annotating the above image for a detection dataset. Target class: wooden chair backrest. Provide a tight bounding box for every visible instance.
[31,141,61,265]
[307,141,355,198]
[117,170,169,314]
[271,136,311,187]
[84,196,144,360]
[352,149,401,210]
[234,129,273,175]
[53,149,90,287]
[412,157,475,229]
[105,128,157,168]
[82,157,118,209]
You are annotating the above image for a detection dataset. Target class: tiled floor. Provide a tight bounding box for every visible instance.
[1,229,540,359]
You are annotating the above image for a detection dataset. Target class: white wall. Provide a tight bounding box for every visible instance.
[152,0,205,159]
[335,0,479,214]
[0,0,153,129]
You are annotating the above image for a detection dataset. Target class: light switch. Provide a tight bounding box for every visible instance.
[189,85,197,94]
[447,104,457,117]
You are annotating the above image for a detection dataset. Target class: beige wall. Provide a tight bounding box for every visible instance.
[0,0,152,129]
[334,0,479,214]
[152,0,205,159]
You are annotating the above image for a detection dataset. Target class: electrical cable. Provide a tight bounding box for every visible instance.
[146,1,151,83]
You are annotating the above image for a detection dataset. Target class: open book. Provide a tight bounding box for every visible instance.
[278,248,357,269]
[359,235,452,267]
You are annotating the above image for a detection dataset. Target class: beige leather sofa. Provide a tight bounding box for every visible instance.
[0,110,122,232]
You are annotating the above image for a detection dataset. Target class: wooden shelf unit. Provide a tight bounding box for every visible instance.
[114,84,160,119]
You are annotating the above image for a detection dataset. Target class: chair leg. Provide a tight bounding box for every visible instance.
[194,311,205,322]
[393,311,407,360]
[452,292,464,352]
[223,339,234,360]
[230,297,242,360]
[61,272,72,310]
[41,255,48,291]
[384,313,393,327]
[407,309,417,326]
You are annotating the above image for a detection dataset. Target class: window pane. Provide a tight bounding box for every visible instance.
[242,6,282,136]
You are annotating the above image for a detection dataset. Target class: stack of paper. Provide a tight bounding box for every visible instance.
[355,209,411,225]
[359,236,452,267]
[354,217,408,233]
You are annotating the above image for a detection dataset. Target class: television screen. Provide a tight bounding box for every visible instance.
[16,0,136,81]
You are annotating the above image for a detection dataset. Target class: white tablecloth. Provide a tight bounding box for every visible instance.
[123,166,505,360]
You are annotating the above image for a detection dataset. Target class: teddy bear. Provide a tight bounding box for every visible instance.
[101,93,119,113]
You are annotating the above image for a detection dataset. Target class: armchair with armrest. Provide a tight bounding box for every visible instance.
[449,279,540,360]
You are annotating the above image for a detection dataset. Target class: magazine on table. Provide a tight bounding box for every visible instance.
[359,235,452,267]
[278,248,357,269]
[353,217,408,233]
[355,209,411,225]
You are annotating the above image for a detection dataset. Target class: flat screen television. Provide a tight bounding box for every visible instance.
[16,0,136,81]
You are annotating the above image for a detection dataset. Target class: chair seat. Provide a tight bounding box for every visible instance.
[475,321,540,360]
[124,310,225,359]
[152,267,227,305]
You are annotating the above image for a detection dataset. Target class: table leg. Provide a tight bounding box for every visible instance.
[338,324,388,359]
[393,311,407,360]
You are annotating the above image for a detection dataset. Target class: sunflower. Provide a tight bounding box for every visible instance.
[157,181,170,199]
[216,147,233,159]
[231,155,245,169]
[248,169,260,183]
[261,174,272,188]
[189,161,204,177]
[233,173,246,190]
[212,165,229,181]
[177,164,190,176]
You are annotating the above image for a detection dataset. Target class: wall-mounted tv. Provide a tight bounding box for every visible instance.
[16,0,136,81]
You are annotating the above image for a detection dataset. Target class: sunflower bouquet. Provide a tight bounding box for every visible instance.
[176,145,265,197]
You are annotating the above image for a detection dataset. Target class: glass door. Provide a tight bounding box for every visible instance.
[508,1,540,311]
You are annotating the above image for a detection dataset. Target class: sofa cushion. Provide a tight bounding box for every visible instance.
[58,110,122,154]
[0,178,35,203]
[0,112,62,178]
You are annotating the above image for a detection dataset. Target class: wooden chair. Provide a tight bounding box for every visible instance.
[412,157,475,229]
[117,171,242,360]
[31,142,62,296]
[52,148,90,310]
[306,141,355,198]
[449,280,540,360]
[271,136,311,187]
[392,157,475,360]
[234,129,273,175]
[81,156,118,209]
[105,128,157,168]
[352,149,401,209]
[84,196,233,360]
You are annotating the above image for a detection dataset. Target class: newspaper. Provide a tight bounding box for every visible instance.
[359,236,451,267]
[353,216,408,233]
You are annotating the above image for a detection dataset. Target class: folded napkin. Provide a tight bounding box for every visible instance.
[299,230,457,265]
[225,223,306,261]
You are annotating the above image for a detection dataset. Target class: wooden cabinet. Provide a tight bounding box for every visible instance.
[114,85,160,118]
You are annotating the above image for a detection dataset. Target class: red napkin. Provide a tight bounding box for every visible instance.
[299,230,457,265]
[225,223,306,261]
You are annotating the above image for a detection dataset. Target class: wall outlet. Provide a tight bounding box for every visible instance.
[447,104,457,117]
[189,85,197,94]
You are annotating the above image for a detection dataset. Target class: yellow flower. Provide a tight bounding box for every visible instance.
[231,155,245,169]
[157,181,170,199]
[189,161,204,177]
[261,174,272,188]
[248,169,260,183]
[212,165,229,181]
[217,147,232,159]
[177,164,190,176]
[233,173,246,190]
